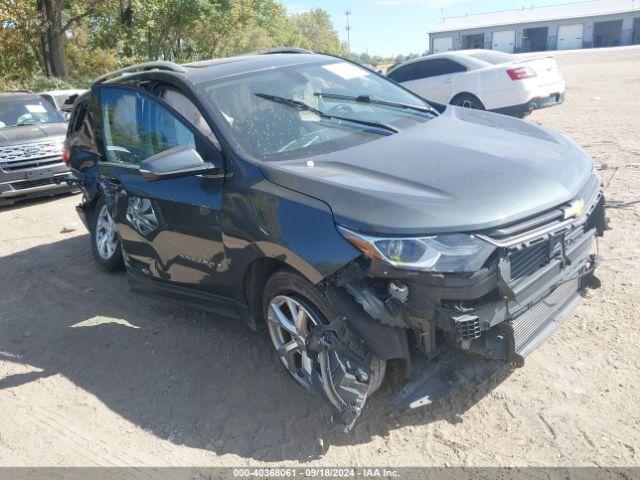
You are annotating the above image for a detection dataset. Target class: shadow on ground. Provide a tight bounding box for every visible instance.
[0,235,512,461]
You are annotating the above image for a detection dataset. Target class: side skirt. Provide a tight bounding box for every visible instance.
[126,268,247,322]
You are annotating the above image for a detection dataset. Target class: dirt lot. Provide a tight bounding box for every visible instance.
[1,47,639,468]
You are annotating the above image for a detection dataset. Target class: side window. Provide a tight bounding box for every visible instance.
[387,63,419,82]
[159,87,221,151]
[69,101,87,134]
[416,59,466,79]
[99,87,195,165]
[416,60,438,79]
[440,59,467,75]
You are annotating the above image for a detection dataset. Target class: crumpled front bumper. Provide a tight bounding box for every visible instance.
[392,249,598,410]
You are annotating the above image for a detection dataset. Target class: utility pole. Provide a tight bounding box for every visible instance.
[345,10,352,56]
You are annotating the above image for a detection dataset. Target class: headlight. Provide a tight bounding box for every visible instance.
[337,226,495,273]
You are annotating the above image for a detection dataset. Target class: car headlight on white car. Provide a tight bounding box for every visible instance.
[337,226,495,273]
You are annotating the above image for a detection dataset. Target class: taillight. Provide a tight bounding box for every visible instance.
[62,146,70,166]
[507,66,537,80]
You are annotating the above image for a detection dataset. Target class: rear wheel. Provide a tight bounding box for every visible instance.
[263,270,385,400]
[90,196,124,271]
[452,94,485,110]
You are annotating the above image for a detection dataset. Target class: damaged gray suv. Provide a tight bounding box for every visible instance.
[67,52,607,430]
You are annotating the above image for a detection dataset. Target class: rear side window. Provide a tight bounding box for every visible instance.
[99,87,195,165]
[387,62,420,82]
[68,101,88,135]
[417,59,467,78]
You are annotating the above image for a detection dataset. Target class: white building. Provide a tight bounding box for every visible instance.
[428,0,640,53]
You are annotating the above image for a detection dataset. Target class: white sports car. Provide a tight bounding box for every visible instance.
[386,49,565,117]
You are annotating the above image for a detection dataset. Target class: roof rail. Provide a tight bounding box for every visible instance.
[92,61,188,85]
[258,47,314,55]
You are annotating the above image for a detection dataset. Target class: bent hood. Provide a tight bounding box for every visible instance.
[260,107,594,235]
[0,123,67,146]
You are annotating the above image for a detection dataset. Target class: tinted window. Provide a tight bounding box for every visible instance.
[417,59,467,78]
[100,87,195,165]
[69,101,88,134]
[387,63,420,82]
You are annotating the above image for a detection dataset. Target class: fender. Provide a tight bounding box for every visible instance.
[222,174,361,304]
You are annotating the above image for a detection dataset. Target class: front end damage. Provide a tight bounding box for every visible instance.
[310,176,608,431]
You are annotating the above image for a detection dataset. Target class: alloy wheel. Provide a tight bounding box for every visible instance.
[267,294,321,389]
[95,204,119,260]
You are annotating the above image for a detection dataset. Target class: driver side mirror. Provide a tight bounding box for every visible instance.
[139,146,220,181]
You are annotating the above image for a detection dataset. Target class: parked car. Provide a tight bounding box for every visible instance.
[66,53,606,430]
[40,89,86,120]
[387,49,565,117]
[0,92,76,206]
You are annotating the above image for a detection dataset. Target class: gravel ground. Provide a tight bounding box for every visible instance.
[0,47,639,468]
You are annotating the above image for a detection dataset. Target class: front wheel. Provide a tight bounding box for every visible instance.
[263,270,385,401]
[90,196,124,271]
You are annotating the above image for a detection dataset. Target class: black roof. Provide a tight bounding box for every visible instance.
[98,53,334,87]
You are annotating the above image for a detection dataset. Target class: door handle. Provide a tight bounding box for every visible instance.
[444,78,453,84]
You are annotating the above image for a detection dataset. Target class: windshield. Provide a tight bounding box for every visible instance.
[200,59,436,160]
[0,96,65,128]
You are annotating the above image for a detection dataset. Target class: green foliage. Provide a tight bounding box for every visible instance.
[1,0,348,90]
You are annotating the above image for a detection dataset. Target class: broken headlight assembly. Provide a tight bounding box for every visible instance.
[337,226,495,272]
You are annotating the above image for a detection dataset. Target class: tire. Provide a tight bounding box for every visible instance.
[262,269,386,396]
[452,94,485,110]
[90,196,124,271]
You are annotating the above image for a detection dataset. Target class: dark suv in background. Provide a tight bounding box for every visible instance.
[0,92,75,206]
[65,53,606,430]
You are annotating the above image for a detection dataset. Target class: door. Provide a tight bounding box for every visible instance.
[432,36,453,53]
[492,30,516,53]
[557,24,583,50]
[403,58,466,103]
[95,84,228,294]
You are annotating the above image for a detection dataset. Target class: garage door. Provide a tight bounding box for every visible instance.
[492,30,515,53]
[557,24,583,50]
[432,36,453,53]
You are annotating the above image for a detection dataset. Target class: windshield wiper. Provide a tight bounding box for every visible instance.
[314,92,438,116]
[254,93,399,134]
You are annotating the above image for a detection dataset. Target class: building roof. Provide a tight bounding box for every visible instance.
[428,0,640,34]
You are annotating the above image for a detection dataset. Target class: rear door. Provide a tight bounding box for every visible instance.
[402,59,466,103]
[94,84,228,295]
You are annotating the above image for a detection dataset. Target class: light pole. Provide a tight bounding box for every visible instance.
[345,10,352,56]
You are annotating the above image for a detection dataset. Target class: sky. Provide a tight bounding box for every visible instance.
[283,0,570,57]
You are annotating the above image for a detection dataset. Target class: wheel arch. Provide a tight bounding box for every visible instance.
[449,91,484,106]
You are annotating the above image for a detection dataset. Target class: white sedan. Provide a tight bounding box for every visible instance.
[386,49,565,117]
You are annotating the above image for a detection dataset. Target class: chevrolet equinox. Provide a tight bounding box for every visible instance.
[65,52,607,430]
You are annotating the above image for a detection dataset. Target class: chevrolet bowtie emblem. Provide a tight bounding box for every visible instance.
[563,198,585,219]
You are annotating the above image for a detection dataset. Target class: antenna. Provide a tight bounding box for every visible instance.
[345,10,352,55]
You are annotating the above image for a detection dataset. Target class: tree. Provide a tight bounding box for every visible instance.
[290,9,343,55]
[37,0,103,77]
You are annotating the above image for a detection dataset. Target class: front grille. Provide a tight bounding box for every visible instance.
[510,241,550,281]
[11,177,56,190]
[479,174,602,249]
[0,139,64,172]
[508,224,589,282]
[511,276,579,354]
